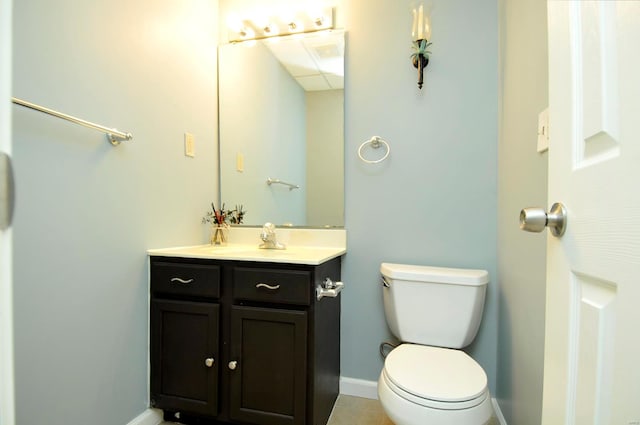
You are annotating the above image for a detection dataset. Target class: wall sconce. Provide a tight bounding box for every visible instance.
[228,7,334,43]
[411,3,432,89]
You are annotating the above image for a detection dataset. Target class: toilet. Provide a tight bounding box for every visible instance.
[377,263,493,425]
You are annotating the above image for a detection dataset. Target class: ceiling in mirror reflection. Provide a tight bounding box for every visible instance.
[264,32,344,91]
[218,30,345,228]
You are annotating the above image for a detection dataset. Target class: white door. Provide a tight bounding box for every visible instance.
[542,1,640,424]
[0,0,14,422]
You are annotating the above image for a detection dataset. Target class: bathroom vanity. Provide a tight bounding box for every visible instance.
[148,238,345,425]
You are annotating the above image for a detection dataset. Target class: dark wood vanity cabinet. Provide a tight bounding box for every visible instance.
[229,306,307,425]
[151,299,220,416]
[149,256,341,425]
[151,262,222,417]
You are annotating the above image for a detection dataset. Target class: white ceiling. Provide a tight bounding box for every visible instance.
[264,31,344,91]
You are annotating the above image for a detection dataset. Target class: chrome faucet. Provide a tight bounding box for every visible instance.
[259,222,286,250]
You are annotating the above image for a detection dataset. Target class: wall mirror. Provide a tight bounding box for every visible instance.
[218,29,345,228]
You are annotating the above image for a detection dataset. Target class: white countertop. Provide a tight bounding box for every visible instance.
[148,228,346,265]
[147,244,346,265]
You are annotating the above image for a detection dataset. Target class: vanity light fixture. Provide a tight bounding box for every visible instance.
[228,7,334,43]
[411,3,432,89]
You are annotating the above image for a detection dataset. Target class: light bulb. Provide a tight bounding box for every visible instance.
[263,23,279,37]
[226,13,243,33]
[239,27,255,40]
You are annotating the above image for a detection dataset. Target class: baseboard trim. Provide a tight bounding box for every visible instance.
[491,398,508,425]
[339,376,378,400]
[126,408,163,425]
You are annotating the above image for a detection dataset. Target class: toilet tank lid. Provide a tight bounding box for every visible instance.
[380,263,489,286]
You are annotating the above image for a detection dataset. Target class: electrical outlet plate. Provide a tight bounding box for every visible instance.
[184,132,195,158]
[537,108,549,153]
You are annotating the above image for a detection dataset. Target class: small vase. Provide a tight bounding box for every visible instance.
[210,224,229,246]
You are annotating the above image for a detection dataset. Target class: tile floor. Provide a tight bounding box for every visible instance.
[326,395,394,425]
[161,394,500,425]
[327,394,500,425]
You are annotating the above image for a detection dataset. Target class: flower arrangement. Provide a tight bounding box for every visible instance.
[202,203,245,245]
[202,203,246,226]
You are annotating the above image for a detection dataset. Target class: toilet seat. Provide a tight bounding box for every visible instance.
[383,344,489,410]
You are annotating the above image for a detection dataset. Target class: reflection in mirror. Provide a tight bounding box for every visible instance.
[219,30,345,228]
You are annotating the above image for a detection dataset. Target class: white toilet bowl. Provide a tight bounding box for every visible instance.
[377,344,493,425]
[378,264,492,425]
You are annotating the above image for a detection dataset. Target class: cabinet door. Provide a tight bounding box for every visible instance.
[151,299,219,416]
[229,306,307,425]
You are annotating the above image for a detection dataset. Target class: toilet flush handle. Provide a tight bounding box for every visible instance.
[316,278,344,300]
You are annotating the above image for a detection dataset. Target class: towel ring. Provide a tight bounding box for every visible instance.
[358,136,390,164]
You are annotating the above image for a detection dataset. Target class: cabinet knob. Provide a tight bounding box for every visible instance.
[205,358,215,368]
[228,360,238,370]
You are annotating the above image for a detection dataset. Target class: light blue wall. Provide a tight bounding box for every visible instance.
[12,0,219,424]
[496,0,548,423]
[12,0,502,421]
[341,0,499,390]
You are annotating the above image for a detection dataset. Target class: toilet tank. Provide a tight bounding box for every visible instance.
[381,263,489,349]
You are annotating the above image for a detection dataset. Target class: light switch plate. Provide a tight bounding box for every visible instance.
[537,108,549,153]
[185,132,195,158]
[236,152,244,172]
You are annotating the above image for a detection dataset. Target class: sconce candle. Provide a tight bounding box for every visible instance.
[411,3,432,89]
[418,5,424,38]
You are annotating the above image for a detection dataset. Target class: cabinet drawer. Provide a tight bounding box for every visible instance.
[152,262,220,298]
[233,267,311,306]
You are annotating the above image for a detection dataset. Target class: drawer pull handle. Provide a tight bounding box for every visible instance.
[256,283,280,290]
[205,358,214,368]
[170,277,194,284]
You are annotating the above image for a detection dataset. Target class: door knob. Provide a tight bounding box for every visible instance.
[520,202,567,237]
